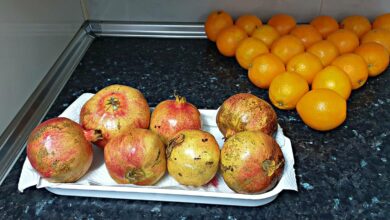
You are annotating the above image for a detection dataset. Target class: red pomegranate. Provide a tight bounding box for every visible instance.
[104,128,166,185]
[221,131,284,194]
[27,117,93,183]
[150,96,201,144]
[80,84,150,148]
[216,93,277,138]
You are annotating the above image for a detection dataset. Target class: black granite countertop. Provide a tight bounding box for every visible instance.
[1,37,389,219]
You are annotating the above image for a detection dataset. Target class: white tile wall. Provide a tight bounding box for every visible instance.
[86,0,390,23]
[86,0,322,23]
[320,0,390,21]
[0,0,84,135]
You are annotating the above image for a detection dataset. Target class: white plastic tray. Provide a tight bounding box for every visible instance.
[18,93,297,206]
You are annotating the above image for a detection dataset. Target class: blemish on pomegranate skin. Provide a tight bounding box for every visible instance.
[154,150,161,162]
[208,176,218,187]
[205,161,214,166]
[40,170,52,178]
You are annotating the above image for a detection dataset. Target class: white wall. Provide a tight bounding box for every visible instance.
[0,0,84,135]
[320,0,390,20]
[85,0,390,22]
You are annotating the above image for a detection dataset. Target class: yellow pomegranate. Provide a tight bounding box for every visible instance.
[166,130,220,186]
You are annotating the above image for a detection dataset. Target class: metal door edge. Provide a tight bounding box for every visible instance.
[0,23,94,185]
[88,21,206,38]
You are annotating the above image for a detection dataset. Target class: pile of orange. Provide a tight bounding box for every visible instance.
[205,11,390,131]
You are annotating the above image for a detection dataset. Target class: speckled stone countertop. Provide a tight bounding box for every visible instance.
[1,37,389,219]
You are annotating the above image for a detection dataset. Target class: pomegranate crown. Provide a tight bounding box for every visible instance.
[174,95,187,104]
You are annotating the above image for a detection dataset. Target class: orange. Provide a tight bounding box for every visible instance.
[235,14,263,35]
[340,15,371,38]
[286,52,323,84]
[296,89,347,131]
[269,71,309,110]
[373,13,390,31]
[271,35,305,64]
[216,26,248,57]
[312,66,352,100]
[235,37,269,69]
[331,53,368,90]
[327,29,359,54]
[248,53,285,89]
[310,15,339,38]
[267,14,296,35]
[205,11,234,42]
[355,42,390,77]
[251,25,280,47]
[361,29,390,54]
[290,24,323,48]
[307,40,339,66]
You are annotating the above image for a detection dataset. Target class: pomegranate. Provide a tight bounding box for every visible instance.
[27,117,93,183]
[216,93,277,138]
[80,84,150,148]
[221,131,284,194]
[104,128,166,185]
[166,129,220,186]
[150,96,201,144]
